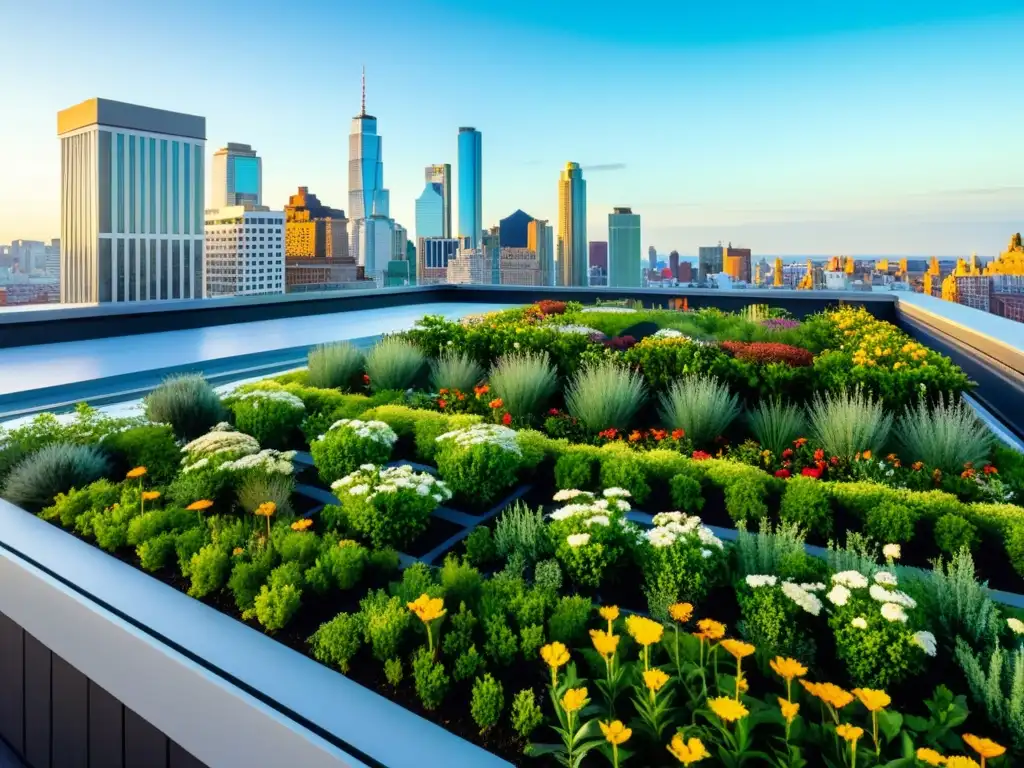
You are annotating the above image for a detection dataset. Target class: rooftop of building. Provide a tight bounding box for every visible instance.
[57,97,205,140]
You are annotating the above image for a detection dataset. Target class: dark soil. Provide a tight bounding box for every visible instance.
[401,516,465,559]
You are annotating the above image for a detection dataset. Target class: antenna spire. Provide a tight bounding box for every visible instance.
[361,65,366,115]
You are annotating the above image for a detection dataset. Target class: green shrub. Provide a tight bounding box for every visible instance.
[309,612,364,674]
[440,556,483,610]
[227,390,305,450]
[464,527,498,568]
[494,502,552,567]
[894,395,994,473]
[43,479,121,530]
[175,527,210,577]
[102,425,180,485]
[305,541,368,594]
[640,513,725,610]
[307,342,364,390]
[3,443,111,511]
[273,529,323,569]
[137,533,178,571]
[188,543,231,597]
[808,387,892,461]
[252,580,302,632]
[489,351,558,420]
[367,548,401,581]
[658,375,741,447]
[703,460,775,524]
[484,616,519,667]
[737,582,816,664]
[435,424,522,508]
[390,561,442,604]
[166,465,234,512]
[364,338,425,392]
[412,647,449,710]
[357,404,426,441]
[565,361,646,432]
[1005,523,1024,578]
[956,638,1024,750]
[533,559,563,594]
[237,473,295,518]
[548,595,592,646]
[413,412,481,463]
[228,549,276,611]
[384,657,403,688]
[144,374,225,440]
[511,689,544,741]
[515,429,559,474]
[430,351,484,393]
[934,513,979,555]
[519,624,545,658]
[310,419,397,484]
[865,500,918,544]
[599,445,651,504]
[454,646,485,682]
[553,446,600,491]
[916,550,999,653]
[91,490,143,552]
[442,602,478,660]
[748,398,806,457]
[779,475,833,536]
[669,474,704,513]
[334,465,447,549]
[127,506,198,546]
[470,674,505,733]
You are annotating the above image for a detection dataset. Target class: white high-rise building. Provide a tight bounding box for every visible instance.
[211,143,262,208]
[392,223,408,261]
[347,69,391,272]
[204,205,284,297]
[57,98,205,303]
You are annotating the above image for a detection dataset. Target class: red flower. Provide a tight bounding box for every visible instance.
[362,374,370,384]
[774,469,792,479]
[782,448,794,459]
[548,408,560,416]
[691,451,711,461]
[439,388,449,395]
[830,456,839,466]
[598,428,619,440]
[438,399,447,409]
[628,430,644,443]
[801,467,822,479]
[671,429,685,440]
[719,340,814,367]
[474,384,490,397]
[983,464,998,475]
[911,461,924,471]
[489,398,504,409]
[813,448,824,461]
[502,412,512,426]
[794,437,808,448]
[456,392,465,401]
[651,429,667,441]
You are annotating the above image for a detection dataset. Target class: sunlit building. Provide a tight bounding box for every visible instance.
[528,219,554,286]
[284,187,349,260]
[211,143,261,208]
[557,162,587,286]
[204,205,284,297]
[348,70,391,271]
[458,128,482,248]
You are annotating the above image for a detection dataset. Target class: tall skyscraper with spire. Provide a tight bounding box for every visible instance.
[557,162,587,286]
[348,67,392,275]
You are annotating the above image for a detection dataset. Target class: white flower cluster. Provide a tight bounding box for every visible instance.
[567,533,591,548]
[745,574,778,588]
[181,428,261,461]
[323,419,398,446]
[831,570,869,589]
[652,328,685,339]
[830,568,920,626]
[911,630,937,657]
[231,389,305,411]
[1008,618,1024,635]
[332,464,452,505]
[435,423,521,455]
[220,448,296,476]
[550,489,631,522]
[550,324,604,336]
[781,581,823,616]
[882,543,901,560]
[581,306,637,314]
[644,510,723,557]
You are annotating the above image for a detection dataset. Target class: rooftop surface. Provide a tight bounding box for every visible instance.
[56,97,206,140]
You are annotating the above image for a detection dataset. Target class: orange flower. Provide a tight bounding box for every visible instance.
[254,501,277,517]
[778,697,799,724]
[290,518,313,531]
[141,490,161,501]
[186,499,214,511]
[693,619,725,641]
[668,603,693,624]
[231,547,244,556]
[770,657,808,682]
[860,450,872,461]
[671,428,685,440]
[489,398,504,409]
[962,734,1006,762]
[853,688,890,713]
[720,639,755,660]
[126,466,147,479]
[794,437,808,447]
[628,430,644,443]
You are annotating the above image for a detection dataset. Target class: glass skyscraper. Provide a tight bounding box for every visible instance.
[608,207,642,287]
[348,70,392,274]
[557,162,587,287]
[457,128,482,249]
[211,143,261,207]
[57,97,205,303]
[425,164,451,238]
[415,182,445,240]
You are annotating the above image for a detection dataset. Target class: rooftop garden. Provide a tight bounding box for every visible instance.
[2,299,1024,767]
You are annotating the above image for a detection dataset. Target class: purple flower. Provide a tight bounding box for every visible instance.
[760,318,801,331]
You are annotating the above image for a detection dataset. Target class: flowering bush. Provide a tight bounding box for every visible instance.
[760,317,802,331]
[640,511,725,612]
[180,424,261,465]
[736,575,823,663]
[330,464,450,548]
[434,424,522,508]
[548,488,638,588]
[534,299,567,316]
[826,569,934,688]
[225,389,306,450]
[310,419,398,484]
[720,340,815,367]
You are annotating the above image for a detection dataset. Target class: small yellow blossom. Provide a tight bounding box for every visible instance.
[720,639,755,659]
[668,602,693,624]
[667,734,709,765]
[779,698,799,724]
[254,501,276,517]
[407,594,446,623]
[625,615,664,647]
[540,642,570,670]
[944,757,979,768]
[837,723,864,743]
[590,629,619,659]
[708,696,748,723]
[915,748,945,766]
[599,605,620,623]
[141,490,161,501]
[770,657,808,681]
[599,720,631,746]
[643,668,670,693]
[962,734,1006,760]
[853,687,890,713]
[290,518,313,531]
[693,619,726,641]
[560,687,588,714]
[186,499,214,511]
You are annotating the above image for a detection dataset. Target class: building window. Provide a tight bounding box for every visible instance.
[129,135,136,234]
[172,142,180,234]
[160,140,168,234]
[184,143,191,235]
[116,134,125,234]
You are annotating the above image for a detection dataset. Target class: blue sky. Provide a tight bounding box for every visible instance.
[1,0,1022,254]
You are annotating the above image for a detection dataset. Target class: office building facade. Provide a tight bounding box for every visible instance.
[648,245,657,271]
[698,245,724,281]
[499,209,533,248]
[204,205,284,297]
[415,182,445,240]
[457,127,482,248]
[527,219,554,286]
[348,72,391,269]
[284,187,349,260]
[211,143,261,208]
[608,208,641,288]
[723,246,753,284]
[57,98,205,303]
[416,236,462,282]
[425,164,451,237]
[557,162,587,287]
[589,241,608,271]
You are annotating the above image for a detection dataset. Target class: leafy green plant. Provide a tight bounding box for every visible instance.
[511,688,544,741]
[440,555,483,610]
[364,337,425,392]
[305,541,368,593]
[464,526,498,568]
[310,419,398,484]
[252,579,303,632]
[548,595,592,646]
[237,473,295,518]
[865,499,918,544]
[747,398,806,457]
[226,390,306,450]
[494,502,552,567]
[309,612,364,674]
[779,475,832,536]
[42,478,121,530]
[187,543,232,598]
[484,616,519,666]
[2,442,111,511]
[454,646,485,682]
[360,590,412,661]
[144,374,225,440]
[934,513,979,556]
[534,559,563,595]
[808,387,892,461]
[307,342,364,390]
[737,580,816,664]
[228,549,276,611]
[384,657,404,688]
[565,361,646,432]
[101,424,180,485]
[894,394,994,472]
[430,351,484,393]
[471,674,505,734]
[658,375,741,447]
[913,549,1000,653]
[435,424,522,508]
[553,447,600,492]
[599,446,651,505]
[489,351,559,420]
[955,638,1024,751]
[669,474,704,513]
[412,647,450,710]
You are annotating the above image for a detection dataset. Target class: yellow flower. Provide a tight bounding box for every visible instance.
[599,605,620,623]
[126,466,147,479]
[590,629,619,659]
[962,734,1006,760]
[720,639,755,659]
[141,490,161,501]
[186,499,214,511]
[693,619,726,641]
[599,720,632,746]
[254,501,277,517]
[338,539,359,547]
[853,687,890,712]
[837,723,864,743]
[643,668,670,693]
[231,547,244,556]
[778,697,799,724]
[801,680,854,710]
[561,687,588,714]
[770,657,808,682]
[944,758,979,768]
[540,642,570,670]
[290,518,313,531]
[625,615,664,647]
[669,602,693,624]
[708,696,748,723]
[915,748,946,766]
[407,594,446,624]
[667,734,710,765]
[736,676,749,694]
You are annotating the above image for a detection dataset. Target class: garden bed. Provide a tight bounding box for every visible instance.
[3,300,1024,767]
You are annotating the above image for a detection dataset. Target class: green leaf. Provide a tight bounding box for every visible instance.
[903,714,929,732]
[877,710,903,742]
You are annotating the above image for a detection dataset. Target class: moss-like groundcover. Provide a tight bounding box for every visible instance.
[3,300,1024,767]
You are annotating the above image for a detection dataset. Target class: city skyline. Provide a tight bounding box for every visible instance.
[2,1,1023,254]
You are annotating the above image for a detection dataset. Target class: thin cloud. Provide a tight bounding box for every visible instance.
[580,163,626,172]
[914,186,1024,197]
